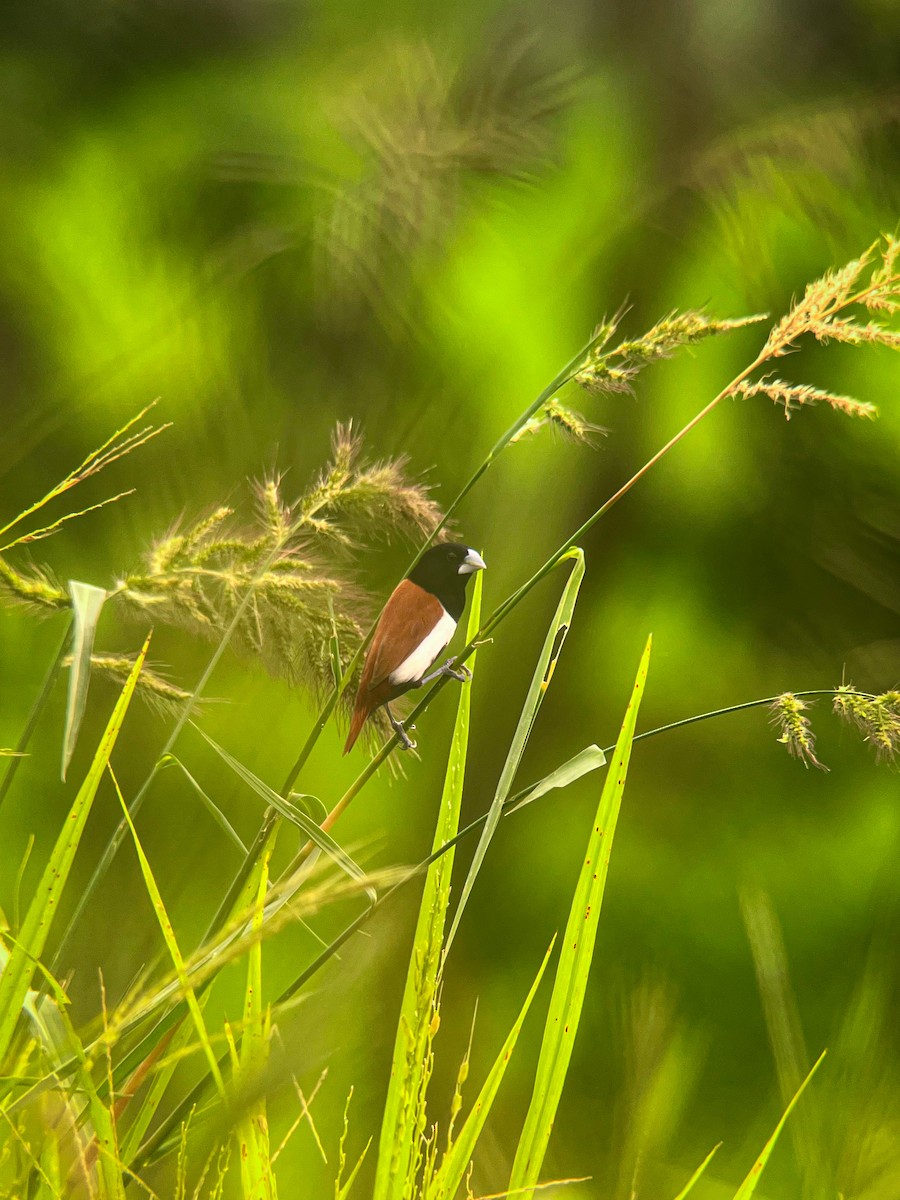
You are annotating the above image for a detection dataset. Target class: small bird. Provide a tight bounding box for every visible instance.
[343,542,486,753]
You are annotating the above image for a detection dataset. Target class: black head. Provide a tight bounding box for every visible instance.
[408,542,486,618]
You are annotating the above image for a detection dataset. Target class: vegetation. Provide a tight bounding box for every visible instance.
[2,8,900,1198]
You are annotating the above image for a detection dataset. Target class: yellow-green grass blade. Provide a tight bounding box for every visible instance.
[671,1143,721,1199]
[192,725,373,900]
[447,548,585,949]
[163,754,248,855]
[508,634,652,1199]
[732,1049,827,1199]
[0,635,149,1066]
[236,840,277,1200]
[113,767,225,1098]
[373,571,482,1200]
[61,580,108,780]
[506,745,606,814]
[427,941,554,1200]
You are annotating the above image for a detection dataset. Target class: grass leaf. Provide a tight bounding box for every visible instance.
[671,1143,721,1199]
[508,633,652,1198]
[112,765,225,1097]
[0,634,149,1065]
[732,1049,826,1199]
[61,580,107,780]
[192,725,372,899]
[447,548,585,949]
[373,570,483,1200]
[506,745,606,814]
[427,940,555,1200]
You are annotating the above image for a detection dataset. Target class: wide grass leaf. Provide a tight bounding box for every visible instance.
[0,635,149,1065]
[508,633,652,1198]
[373,571,482,1200]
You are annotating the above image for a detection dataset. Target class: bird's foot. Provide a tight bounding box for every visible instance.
[421,657,472,686]
[389,714,417,751]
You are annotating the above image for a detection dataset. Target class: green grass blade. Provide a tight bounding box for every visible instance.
[112,766,225,1097]
[236,842,277,1200]
[508,633,652,1199]
[506,745,606,814]
[373,571,483,1200]
[428,941,554,1200]
[671,1143,721,1199]
[0,620,71,811]
[0,634,149,1065]
[192,725,372,898]
[447,548,585,949]
[61,580,107,780]
[163,754,248,855]
[732,1049,826,1199]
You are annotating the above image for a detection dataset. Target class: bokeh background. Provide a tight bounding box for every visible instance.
[1,1,899,1196]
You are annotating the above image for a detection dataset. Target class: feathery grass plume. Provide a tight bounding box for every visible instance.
[309,36,573,331]
[770,693,827,770]
[732,377,878,421]
[762,236,900,359]
[574,309,767,396]
[833,685,900,763]
[117,425,443,702]
[510,397,609,446]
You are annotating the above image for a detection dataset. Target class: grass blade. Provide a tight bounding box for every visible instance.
[163,754,248,855]
[193,725,372,898]
[61,580,107,780]
[506,745,606,814]
[234,841,277,1200]
[427,941,554,1200]
[112,766,225,1097]
[373,571,483,1200]
[732,1049,826,1199]
[0,634,149,1065]
[508,633,652,1199]
[447,548,585,949]
[671,1143,721,1199]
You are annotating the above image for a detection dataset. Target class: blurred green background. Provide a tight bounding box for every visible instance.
[1,1,899,1196]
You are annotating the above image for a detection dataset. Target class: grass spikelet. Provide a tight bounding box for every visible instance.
[833,685,900,763]
[575,309,766,395]
[770,693,827,770]
[0,556,69,612]
[733,378,878,421]
[511,398,608,445]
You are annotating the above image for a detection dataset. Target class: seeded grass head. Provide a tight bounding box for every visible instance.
[1,421,445,719]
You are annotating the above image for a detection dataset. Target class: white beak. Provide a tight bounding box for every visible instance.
[458,548,487,575]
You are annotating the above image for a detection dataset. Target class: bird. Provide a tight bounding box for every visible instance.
[343,542,486,753]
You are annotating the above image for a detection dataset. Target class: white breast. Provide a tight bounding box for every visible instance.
[388,608,457,686]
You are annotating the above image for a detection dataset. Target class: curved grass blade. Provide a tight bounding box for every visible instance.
[671,1143,721,1200]
[733,1049,826,1199]
[508,634,652,1199]
[192,725,372,899]
[162,755,248,855]
[373,571,482,1200]
[427,941,554,1200]
[0,635,149,1065]
[61,581,107,780]
[506,745,606,814]
[447,548,585,950]
[111,765,225,1097]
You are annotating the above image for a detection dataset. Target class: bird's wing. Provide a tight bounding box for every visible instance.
[364,580,450,690]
